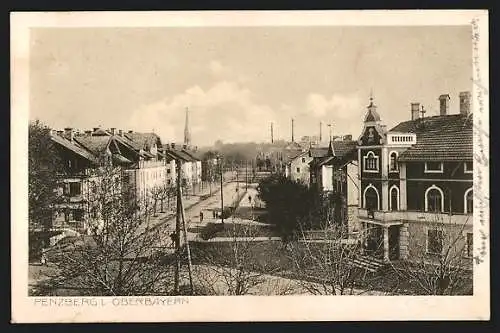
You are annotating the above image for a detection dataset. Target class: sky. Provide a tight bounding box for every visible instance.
[29,26,472,147]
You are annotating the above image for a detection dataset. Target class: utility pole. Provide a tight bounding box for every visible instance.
[245,161,248,190]
[219,155,224,224]
[291,118,295,142]
[179,178,193,295]
[174,160,182,294]
[271,122,274,144]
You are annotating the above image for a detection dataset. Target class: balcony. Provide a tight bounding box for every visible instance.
[358,208,472,226]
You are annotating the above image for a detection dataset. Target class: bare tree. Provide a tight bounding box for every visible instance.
[390,215,473,295]
[286,223,377,295]
[192,221,293,295]
[40,162,176,296]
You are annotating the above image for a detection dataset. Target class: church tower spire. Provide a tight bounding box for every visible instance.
[184,107,191,146]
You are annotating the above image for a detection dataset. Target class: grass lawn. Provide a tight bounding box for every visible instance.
[196,222,278,240]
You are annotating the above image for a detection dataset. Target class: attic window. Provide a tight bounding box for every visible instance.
[302,157,306,163]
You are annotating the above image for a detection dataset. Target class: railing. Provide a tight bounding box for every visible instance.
[358,208,472,225]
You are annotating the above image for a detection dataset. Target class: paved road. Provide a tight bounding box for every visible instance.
[152,181,249,248]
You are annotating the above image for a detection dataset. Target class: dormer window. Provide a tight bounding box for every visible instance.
[389,151,399,172]
[424,162,443,173]
[363,151,379,172]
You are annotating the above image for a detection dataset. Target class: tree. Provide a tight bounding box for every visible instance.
[192,222,295,295]
[257,174,317,242]
[28,120,62,230]
[41,163,176,296]
[287,223,379,295]
[389,216,473,295]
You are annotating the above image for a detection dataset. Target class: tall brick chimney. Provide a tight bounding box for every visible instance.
[459,91,471,115]
[439,94,451,116]
[411,103,420,120]
[64,127,74,142]
[110,128,116,135]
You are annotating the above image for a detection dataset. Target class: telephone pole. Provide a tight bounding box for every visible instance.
[219,155,224,224]
[271,122,274,144]
[174,161,182,294]
[291,118,295,142]
[319,121,322,142]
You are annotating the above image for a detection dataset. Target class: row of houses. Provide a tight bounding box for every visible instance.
[48,127,207,233]
[285,91,473,264]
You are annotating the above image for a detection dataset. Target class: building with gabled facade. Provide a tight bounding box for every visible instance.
[356,93,473,264]
[308,139,359,232]
[50,127,170,233]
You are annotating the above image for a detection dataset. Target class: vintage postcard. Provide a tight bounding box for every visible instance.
[11,10,489,322]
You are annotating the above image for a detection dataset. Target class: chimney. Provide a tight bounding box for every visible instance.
[57,130,64,136]
[439,94,451,116]
[118,129,123,137]
[128,130,133,133]
[411,103,420,120]
[64,127,74,142]
[171,143,175,149]
[110,128,116,135]
[93,127,99,132]
[183,144,187,150]
[459,91,471,115]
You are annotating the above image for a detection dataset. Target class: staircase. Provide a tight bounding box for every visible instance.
[350,255,388,273]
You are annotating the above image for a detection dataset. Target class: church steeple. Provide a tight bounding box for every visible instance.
[184,107,191,146]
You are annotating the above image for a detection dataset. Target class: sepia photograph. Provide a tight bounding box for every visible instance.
[11,10,489,322]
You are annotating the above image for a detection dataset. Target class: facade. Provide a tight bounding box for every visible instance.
[356,93,473,263]
[309,140,359,231]
[50,127,169,233]
[287,151,313,185]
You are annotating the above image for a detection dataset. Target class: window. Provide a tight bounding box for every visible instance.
[424,162,443,173]
[425,185,444,212]
[363,185,379,211]
[464,161,473,174]
[427,229,444,255]
[296,167,300,173]
[389,151,398,172]
[73,209,83,221]
[465,232,473,258]
[167,169,171,174]
[69,182,81,196]
[302,157,306,163]
[363,151,379,172]
[390,186,399,211]
[464,188,473,214]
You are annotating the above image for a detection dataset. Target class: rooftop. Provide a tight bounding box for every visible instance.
[390,113,473,161]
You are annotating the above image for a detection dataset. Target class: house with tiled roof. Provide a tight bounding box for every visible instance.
[307,139,359,232]
[356,92,473,264]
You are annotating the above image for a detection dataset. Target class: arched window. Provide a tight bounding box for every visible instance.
[464,188,473,214]
[389,151,398,172]
[363,184,380,211]
[425,185,444,212]
[363,151,379,172]
[389,185,399,211]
